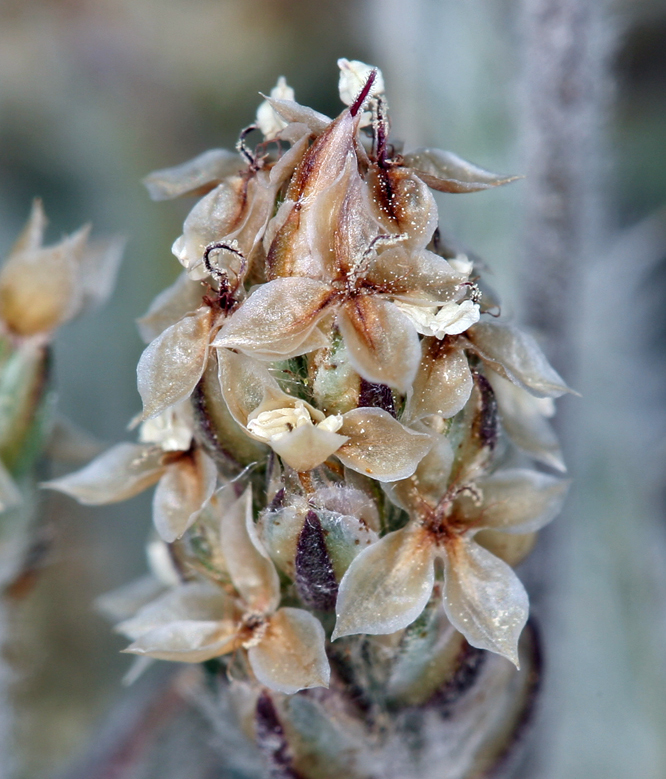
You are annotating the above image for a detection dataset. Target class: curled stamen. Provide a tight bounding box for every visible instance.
[203,241,248,290]
[236,125,260,170]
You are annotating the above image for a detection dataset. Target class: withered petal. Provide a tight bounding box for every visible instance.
[10,199,47,256]
[248,607,330,694]
[216,348,283,428]
[367,166,437,250]
[152,448,217,543]
[213,277,335,359]
[457,468,570,534]
[138,306,214,421]
[337,296,421,392]
[78,236,125,315]
[337,408,433,482]
[42,443,164,504]
[123,619,238,663]
[403,148,521,193]
[219,487,280,614]
[406,338,473,421]
[116,581,233,640]
[387,426,454,511]
[0,459,21,511]
[466,322,573,398]
[333,524,435,639]
[487,370,566,471]
[172,176,247,279]
[265,97,331,135]
[143,149,244,201]
[441,537,528,667]
[367,246,465,304]
[0,227,89,336]
[137,273,205,344]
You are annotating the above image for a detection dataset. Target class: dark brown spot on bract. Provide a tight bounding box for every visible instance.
[295,510,338,611]
[255,692,304,779]
[359,378,396,417]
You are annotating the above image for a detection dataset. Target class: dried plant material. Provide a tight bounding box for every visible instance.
[46,60,575,775]
[0,203,122,337]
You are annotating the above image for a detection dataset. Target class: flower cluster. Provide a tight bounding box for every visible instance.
[0,202,123,510]
[46,60,570,693]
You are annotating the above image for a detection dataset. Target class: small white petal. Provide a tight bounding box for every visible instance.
[138,402,194,452]
[395,299,480,339]
[337,59,385,123]
[448,254,474,277]
[246,400,313,442]
[256,77,295,140]
[316,414,344,434]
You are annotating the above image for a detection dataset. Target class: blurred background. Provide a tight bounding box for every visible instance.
[0,0,664,776]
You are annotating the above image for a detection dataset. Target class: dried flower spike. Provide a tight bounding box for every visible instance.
[46,61,572,777]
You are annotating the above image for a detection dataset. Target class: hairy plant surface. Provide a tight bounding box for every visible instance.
[47,60,571,778]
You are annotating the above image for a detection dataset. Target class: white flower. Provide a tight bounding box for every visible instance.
[395,299,481,339]
[448,254,474,277]
[138,402,194,452]
[256,76,296,140]
[247,400,343,443]
[337,58,385,107]
[218,350,433,478]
